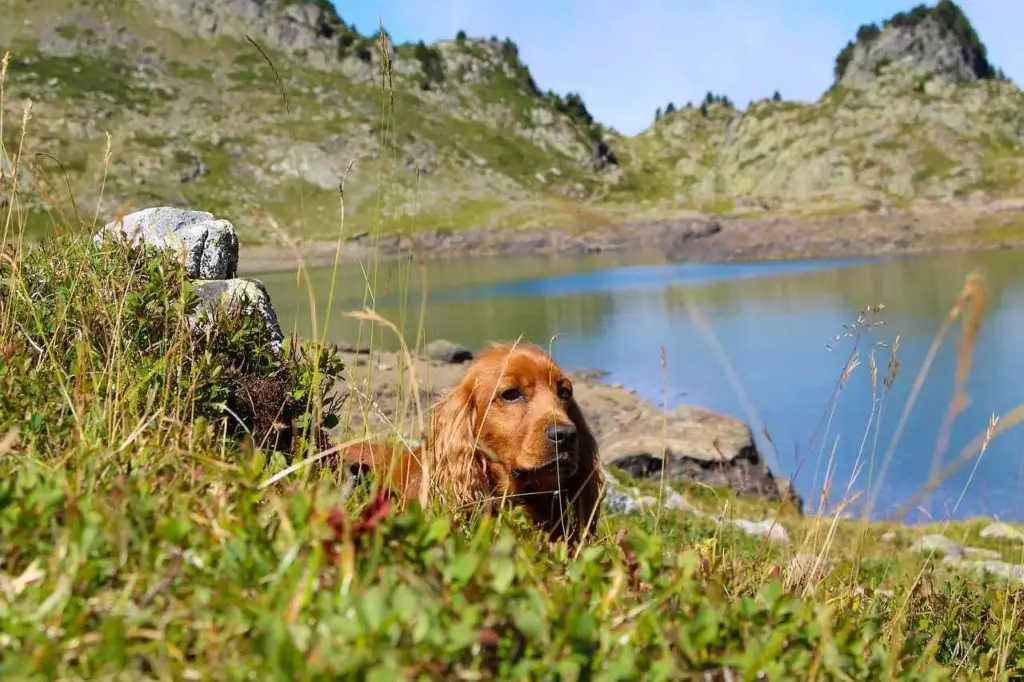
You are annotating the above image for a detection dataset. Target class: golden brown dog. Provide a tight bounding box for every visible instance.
[342,341,605,545]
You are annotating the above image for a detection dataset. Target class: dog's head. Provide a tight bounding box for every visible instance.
[425,341,604,542]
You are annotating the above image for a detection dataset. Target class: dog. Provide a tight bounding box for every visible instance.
[341,341,605,545]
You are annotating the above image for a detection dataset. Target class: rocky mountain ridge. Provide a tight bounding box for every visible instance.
[3,0,1024,248]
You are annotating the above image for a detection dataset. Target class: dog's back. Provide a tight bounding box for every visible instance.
[342,442,423,505]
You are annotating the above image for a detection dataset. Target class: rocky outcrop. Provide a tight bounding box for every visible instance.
[332,341,803,511]
[835,1,997,88]
[94,207,239,280]
[93,207,284,351]
[142,0,350,69]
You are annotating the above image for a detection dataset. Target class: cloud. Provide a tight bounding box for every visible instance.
[337,1,1023,136]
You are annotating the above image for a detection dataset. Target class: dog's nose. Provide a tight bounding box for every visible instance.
[545,424,577,447]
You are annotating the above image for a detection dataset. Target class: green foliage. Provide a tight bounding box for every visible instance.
[4,52,169,108]
[456,30,468,43]
[0,236,344,457]
[412,40,445,89]
[496,36,540,96]
[703,91,734,108]
[772,90,782,102]
[3,229,1024,678]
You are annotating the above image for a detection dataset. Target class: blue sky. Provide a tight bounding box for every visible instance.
[332,1,1022,136]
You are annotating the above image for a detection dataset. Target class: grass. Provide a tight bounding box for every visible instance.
[7,31,1024,682]
[4,50,169,109]
[968,213,1024,244]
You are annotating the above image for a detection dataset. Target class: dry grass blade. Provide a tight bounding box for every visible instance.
[891,403,1024,522]
[865,273,984,520]
[680,291,782,476]
[257,438,368,490]
[344,308,426,440]
[929,272,986,483]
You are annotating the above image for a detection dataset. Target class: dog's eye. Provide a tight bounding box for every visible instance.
[558,385,573,401]
[500,387,524,402]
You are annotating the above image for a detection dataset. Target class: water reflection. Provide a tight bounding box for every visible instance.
[257,248,1024,523]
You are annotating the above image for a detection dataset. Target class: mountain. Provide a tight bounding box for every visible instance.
[615,1,1024,214]
[1,0,617,242]
[3,0,1024,246]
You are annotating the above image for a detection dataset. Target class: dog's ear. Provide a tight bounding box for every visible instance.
[566,398,605,545]
[423,379,489,510]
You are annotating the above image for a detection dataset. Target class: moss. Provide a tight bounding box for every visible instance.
[55,25,78,40]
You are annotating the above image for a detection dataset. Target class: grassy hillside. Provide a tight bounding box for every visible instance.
[4,0,1024,248]
[0,0,618,243]
[613,74,1024,214]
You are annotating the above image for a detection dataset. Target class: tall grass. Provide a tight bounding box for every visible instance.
[3,24,1024,679]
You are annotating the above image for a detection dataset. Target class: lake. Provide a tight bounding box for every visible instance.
[255,248,1024,524]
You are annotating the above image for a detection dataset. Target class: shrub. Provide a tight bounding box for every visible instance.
[0,236,344,458]
[413,40,445,88]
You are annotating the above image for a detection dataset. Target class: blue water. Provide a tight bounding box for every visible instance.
[260,248,1024,523]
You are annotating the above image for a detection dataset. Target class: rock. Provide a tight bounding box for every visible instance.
[191,279,285,352]
[979,522,1024,543]
[603,487,655,515]
[600,480,698,517]
[663,489,699,514]
[180,157,210,184]
[958,560,1024,584]
[910,534,964,559]
[881,531,897,543]
[424,339,473,364]
[963,547,1003,561]
[660,219,723,261]
[604,406,802,511]
[731,518,789,544]
[94,207,239,280]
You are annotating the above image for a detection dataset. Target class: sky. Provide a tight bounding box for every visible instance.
[332,1,1023,136]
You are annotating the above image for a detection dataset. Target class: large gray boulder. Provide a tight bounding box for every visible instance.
[94,207,239,280]
[424,339,473,364]
[601,405,803,511]
[190,279,285,352]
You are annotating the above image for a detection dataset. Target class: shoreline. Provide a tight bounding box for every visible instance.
[238,200,1024,275]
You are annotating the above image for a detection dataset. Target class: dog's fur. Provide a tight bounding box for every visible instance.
[342,342,605,544]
